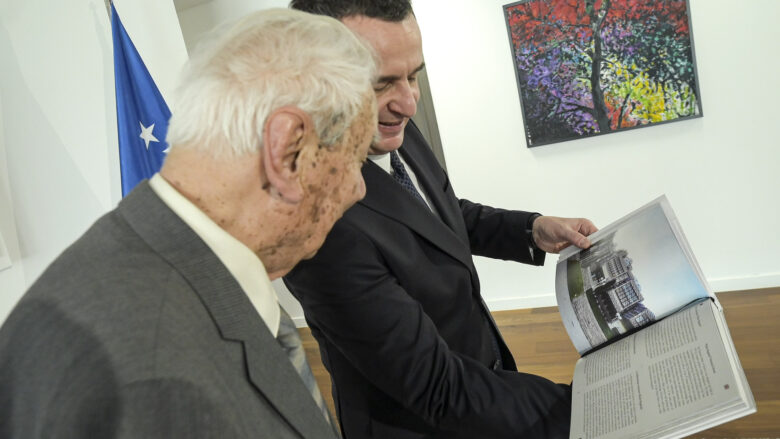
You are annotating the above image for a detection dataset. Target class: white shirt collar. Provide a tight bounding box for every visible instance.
[368,152,392,174]
[148,174,281,337]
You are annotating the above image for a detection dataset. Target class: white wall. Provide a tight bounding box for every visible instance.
[0,0,187,322]
[177,0,289,52]
[0,95,26,323]
[412,0,780,309]
[0,0,116,322]
[2,0,778,327]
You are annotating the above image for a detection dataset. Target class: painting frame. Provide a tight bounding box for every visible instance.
[503,0,703,148]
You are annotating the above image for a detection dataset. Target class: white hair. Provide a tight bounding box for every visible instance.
[166,8,376,157]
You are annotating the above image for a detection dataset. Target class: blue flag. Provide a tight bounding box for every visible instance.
[111,3,171,196]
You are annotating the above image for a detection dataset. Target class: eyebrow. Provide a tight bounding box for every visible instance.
[376,62,426,84]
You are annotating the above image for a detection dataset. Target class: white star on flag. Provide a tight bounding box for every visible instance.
[139,121,159,150]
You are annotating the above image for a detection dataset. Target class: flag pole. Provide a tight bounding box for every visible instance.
[104,0,112,18]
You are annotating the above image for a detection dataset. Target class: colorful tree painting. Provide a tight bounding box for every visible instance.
[504,0,702,147]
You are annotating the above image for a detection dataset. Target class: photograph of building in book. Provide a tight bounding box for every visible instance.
[568,233,656,346]
[504,0,702,147]
[564,202,709,349]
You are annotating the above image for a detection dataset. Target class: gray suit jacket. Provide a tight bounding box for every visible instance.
[0,182,335,439]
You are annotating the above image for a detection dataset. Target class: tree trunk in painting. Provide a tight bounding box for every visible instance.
[587,0,612,133]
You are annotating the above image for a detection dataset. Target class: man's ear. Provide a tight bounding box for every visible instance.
[262,107,315,203]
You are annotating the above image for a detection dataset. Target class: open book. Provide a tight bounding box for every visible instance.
[555,196,755,439]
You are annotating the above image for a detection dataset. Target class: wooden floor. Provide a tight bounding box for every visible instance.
[300,287,780,438]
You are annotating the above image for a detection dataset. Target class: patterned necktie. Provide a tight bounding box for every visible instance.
[276,305,338,434]
[390,150,427,206]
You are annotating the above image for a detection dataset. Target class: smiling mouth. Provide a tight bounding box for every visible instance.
[379,120,404,128]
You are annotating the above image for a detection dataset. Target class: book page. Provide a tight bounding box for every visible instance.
[556,196,713,354]
[569,300,749,439]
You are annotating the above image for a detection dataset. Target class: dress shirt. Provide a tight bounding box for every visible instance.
[149,174,281,336]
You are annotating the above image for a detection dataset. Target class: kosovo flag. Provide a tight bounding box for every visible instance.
[111,3,171,196]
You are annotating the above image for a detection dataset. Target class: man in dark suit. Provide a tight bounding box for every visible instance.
[284,1,598,438]
[0,9,377,438]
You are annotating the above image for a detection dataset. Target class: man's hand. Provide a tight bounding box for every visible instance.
[532,216,598,254]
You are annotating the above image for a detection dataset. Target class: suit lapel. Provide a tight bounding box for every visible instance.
[399,143,468,240]
[118,182,333,439]
[360,158,476,279]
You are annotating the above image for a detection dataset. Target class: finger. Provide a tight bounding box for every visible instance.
[566,228,591,249]
[577,219,599,236]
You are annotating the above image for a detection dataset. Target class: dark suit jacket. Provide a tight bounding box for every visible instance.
[284,122,571,439]
[0,182,336,439]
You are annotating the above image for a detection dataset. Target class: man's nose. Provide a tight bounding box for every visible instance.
[388,81,419,117]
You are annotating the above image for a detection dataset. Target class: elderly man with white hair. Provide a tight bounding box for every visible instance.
[0,9,376,439]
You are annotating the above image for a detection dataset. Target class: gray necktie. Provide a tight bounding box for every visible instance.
[276,305,338,434]
[390,150,427,206]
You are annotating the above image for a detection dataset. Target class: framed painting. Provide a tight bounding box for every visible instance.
[503,0,703,147]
